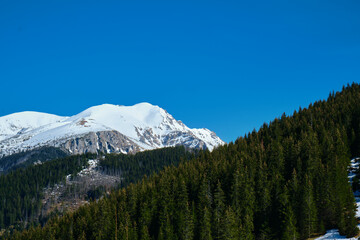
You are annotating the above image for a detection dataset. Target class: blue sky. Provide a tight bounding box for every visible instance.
[0,0,359,143]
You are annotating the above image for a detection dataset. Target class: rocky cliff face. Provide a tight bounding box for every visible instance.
[61,131,141,155]
[59,129,213,155]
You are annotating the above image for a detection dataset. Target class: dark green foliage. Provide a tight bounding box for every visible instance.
[0,146,194,237]
[99,146,197,187]
[0,147,68,174]
[0,153,95,232]
[6,83,360,240]
[86,186,106,201]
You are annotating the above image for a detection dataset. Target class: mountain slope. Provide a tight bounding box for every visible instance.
[0,146,194,234]
[0,147,68,174]
[8,83,360,240]
[0,103,224,157]
[0,112,66,142]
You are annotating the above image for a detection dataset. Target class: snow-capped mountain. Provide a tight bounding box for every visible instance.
[0,103,224,157]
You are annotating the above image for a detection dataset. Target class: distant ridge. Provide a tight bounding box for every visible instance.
[0,103,224,157]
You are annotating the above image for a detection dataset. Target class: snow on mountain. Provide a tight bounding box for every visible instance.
[0,112,67,141]
[0,103,224,157]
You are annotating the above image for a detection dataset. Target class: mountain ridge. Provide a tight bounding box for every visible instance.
[0,103,224,157]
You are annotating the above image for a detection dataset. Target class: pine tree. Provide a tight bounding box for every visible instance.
[338,187,358,237]
[175,179,193,240]
[213,181,226,239]
[231,169,255,239]
[199,207,212,240]
[222,207,239,240]
[279,186,298,240]
[299,175,317,239]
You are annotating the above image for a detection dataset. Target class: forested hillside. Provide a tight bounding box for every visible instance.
[7,83,360,239]
[99,146,197,188]
[0,147,68,174]
[0,146,194,238]
[0,153,95,231]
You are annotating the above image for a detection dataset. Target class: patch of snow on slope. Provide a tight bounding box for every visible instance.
[66,159,99,181]
[350,158,360,219]
[191,128,224,151]
[315,229,359,240]
[78,159,99,177]
[0,111,67,141]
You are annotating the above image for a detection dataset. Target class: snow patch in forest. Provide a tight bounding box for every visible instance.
[78,159,99,177]
[315,228,360,240]
[356,197,360,219]
[66,159,99,181]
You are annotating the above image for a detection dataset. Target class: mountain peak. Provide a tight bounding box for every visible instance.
[70,103,165,129]
[0,103,224,157]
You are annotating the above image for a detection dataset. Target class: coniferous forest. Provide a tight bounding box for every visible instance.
[5,83,360,239]
[0,153,96,231]
[99,146,197,188]
[0,147,68,174]
[0,146,194,237]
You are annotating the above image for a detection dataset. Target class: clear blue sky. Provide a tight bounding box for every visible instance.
[0,0,359,143]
